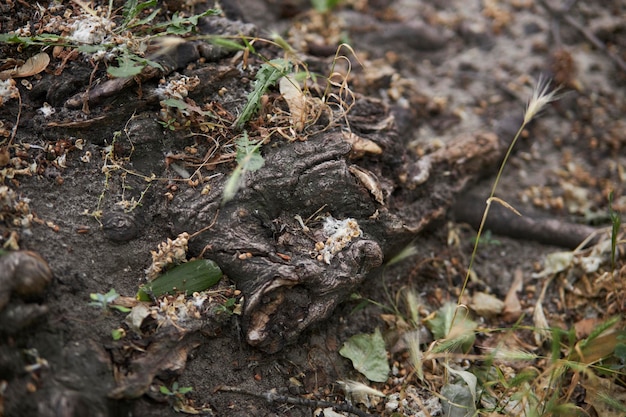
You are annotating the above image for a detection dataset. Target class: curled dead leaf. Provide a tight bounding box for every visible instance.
[279,75,307,132]
[348,165,384,205]
[502,268,523,322]
[0,53,50,80]
[342,131,383,159]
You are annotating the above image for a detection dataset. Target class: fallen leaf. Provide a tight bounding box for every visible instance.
[441,382,476,417]
[532,251,574,278]
[125,303,152,334]
[444,364,477,404]
[0,52,50,80]
[109,328,201,399]
[339,328,390,383]
[342,131,383,159]
[574,317,599,339]
[502,268,523,322]
[582,372,626,416]
[574,328,621,364]
[279,75,307,132]
[470,292,504,318]
[532,297,549,346]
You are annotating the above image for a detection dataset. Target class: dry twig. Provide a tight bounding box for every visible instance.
[215,385,376,417]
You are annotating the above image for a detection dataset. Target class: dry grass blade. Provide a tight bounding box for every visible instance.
[489,196,522,216]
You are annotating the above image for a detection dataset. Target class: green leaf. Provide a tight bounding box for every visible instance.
[235,135,265,170]
[0,34,26,43]
[221,165,244,204]
[111,305,131,313]
[441,383,476,417]
[162,98,188,109]
[0,33,62,45]
[130,7,161,29]
[142,57,164,72]
[107,55,145,78]
[221,132,265,204]
[111,328,125,340]
[122,0,158,28]
[427,303,456,339]
[107,53,163,78]
[178,386,193,394]
[444,364,477,404]
[102,289,121,303]
[209,37,247,51]
[77,44,104,54]
[165,13,193,35]
[615,340,626,362]
[136,259,223,301]
[160,385,173,395]
[339,328,390,382]
[311,0,342,13]
[89,289,120,304]
[157,9,220,35]
[235,58,292,128]
[426,303,477,353]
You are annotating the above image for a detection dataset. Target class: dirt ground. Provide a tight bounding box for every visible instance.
[0,1,624,416]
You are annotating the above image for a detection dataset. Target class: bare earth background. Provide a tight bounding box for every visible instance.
[0,0,624,416]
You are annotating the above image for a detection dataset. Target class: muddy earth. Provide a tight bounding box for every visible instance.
[0,1,624,416]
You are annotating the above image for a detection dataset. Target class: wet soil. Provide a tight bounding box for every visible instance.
[1,1,624,416]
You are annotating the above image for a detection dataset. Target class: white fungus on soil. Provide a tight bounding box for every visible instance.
[318,216,362,264]
[38,102,55,117]
[69,15,113,45]
[0,79,19,107]
[155,76,200,101]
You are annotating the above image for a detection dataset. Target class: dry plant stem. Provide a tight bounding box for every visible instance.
[189,209,219,240]
[457,77,560,310]
[456,123,526,308]
[215,385,375,417]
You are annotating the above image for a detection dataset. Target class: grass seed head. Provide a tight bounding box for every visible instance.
[524,75,561,125]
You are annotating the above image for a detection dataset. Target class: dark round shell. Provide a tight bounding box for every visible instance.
[0,251,52,308]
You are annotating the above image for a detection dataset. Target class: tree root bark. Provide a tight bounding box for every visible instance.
[452,191,598,249]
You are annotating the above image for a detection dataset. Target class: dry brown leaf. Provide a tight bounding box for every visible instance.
[502,268,523,322]
[279,75,307,132]
[572,327,621,364]
[574,317,599,339]
[342,131,383,159]
[470,291,504,318]
[0,53,50,80]
[532,296,550,346]
[582,373,626,417]
[348,165,385,205]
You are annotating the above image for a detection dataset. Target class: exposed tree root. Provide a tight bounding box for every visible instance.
[452,192,598,249]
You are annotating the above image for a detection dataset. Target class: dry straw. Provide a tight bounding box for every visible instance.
[457,76,561,306]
